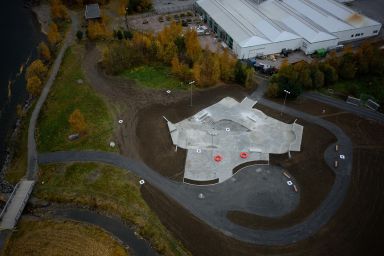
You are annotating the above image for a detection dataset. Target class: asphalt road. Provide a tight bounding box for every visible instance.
[303,92,384,124]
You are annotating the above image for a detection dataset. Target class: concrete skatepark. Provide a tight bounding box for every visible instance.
[165,97,304,184]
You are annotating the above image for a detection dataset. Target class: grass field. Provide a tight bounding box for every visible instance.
[34,163,189,256]
[4,219,128,256]
[37,46,115,153]
[121,65,186,90]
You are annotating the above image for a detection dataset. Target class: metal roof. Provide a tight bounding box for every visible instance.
[197,0,381,46]
[85,3,101,19]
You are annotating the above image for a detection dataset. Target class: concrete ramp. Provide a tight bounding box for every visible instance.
[0,180,35,230]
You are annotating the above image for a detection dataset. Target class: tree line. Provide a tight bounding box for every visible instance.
[102,22,255,88]
[267,43,384,104]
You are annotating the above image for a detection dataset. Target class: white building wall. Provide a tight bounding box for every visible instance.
[334,25,382,43]
[237,39,303,59]
[301,39,339,54]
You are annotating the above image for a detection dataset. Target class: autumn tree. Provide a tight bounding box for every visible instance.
[26,59,48,80]
[87,20,111,40]
[68,109,88,135]
[184,28,201,63]
[245,68,256,89]
[294,62,312,89]
[194,50,220,87]
[47,22,62,46]
[27,76,43,97]
[218,49,236,82]
[38,42,51,62]
[51,0,69,21]
[171,55,181,75]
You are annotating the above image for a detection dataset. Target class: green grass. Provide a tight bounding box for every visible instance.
[321,77,384,105]
[37,46,115,152]
[34,163,189,256]
[121,65,185,90]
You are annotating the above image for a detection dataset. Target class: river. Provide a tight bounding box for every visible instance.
[0,0,44,168]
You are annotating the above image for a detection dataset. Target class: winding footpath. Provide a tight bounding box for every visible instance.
[27,13,78,180]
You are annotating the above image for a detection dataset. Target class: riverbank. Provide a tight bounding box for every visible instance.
[31,3,51,35]
[0,0,44,192]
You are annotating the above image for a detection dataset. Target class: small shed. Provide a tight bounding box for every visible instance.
[85,3,101,20]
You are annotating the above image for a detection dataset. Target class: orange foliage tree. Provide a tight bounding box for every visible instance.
[47,22,62,46]
[38,42,52,62]
[26,59,48,80]
[51,0,69,21]
[68,109,88,135]
[27,76,43,97]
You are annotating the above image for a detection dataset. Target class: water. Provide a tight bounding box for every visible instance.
[0,0,43,167]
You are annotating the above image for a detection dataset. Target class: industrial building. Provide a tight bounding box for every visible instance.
[195,0,382,58]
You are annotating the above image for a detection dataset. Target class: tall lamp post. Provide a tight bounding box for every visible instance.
[281,89,291,116]
[189,81,195,107]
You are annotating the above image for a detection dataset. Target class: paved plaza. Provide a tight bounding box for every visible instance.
[166,97,304,184]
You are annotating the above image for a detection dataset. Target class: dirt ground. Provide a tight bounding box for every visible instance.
[83,44,384,255]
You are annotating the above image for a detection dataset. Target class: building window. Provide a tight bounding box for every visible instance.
[361,33,364,36]
[373,30,378,34]
[351,34,354,37]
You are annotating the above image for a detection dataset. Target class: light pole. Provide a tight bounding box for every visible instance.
[189,81,195,107]
[281,89,291,116]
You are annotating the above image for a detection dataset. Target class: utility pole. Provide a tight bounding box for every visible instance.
[189,81,195,107]
[281,89,291,116]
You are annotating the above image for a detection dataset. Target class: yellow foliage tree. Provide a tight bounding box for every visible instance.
[219,49,236,81]
[171,55,181,76]
[87,20,111,40]
[51,0,69,21]
[26,59,48,80]
[68,109,88,135]
[38,42,51,62]
[27,76,43,97]
[47,22,62,46]
[192,63,201,85]
[185,28,201,63]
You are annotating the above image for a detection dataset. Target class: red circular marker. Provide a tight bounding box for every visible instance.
[240,152,249,159]
[214,155,222,162]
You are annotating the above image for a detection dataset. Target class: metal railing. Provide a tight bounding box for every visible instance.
[0,182,20,220]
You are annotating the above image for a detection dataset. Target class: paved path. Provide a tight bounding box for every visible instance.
[27,12,79,180]
[303,92,384,124]
[38,94,353,245]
